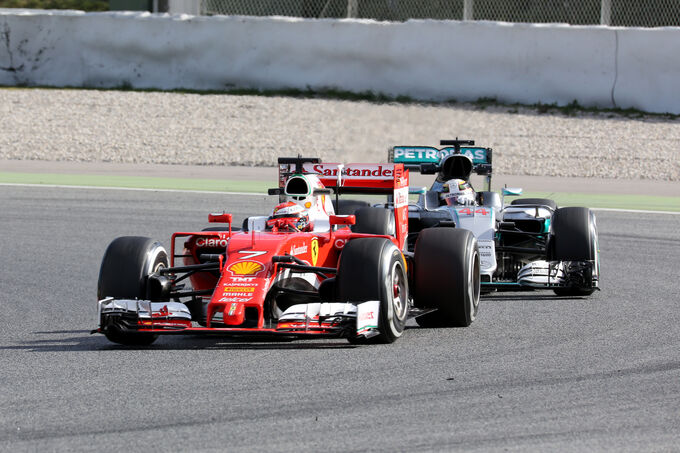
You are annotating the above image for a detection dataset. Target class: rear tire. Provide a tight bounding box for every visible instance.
[511,198,557,210]
[551,207,598,296]
[336,238,408,344]
[414,228,480,327]
[98,236,169,345]
[333,199,371,215]
[478,191,501,209]
[353,207,395,236]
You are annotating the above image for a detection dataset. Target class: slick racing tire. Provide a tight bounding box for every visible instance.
[336,238,409,344]
[98,236,169,346]
[332,199,371,215]
[352,207,395,236]
[511,198,558,210]
[551,207,599,296]
[414,228,480,328]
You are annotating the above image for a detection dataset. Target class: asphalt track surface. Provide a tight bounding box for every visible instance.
[1,186,679,452]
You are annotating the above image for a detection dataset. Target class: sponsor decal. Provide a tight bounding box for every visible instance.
[227,260,265,276]
[151,305,169,318]
[334,239,346,249]
[309,164,394,179]
[224,282,258,287]
[237,250,267,260]
[441,147,488,163]
[219,297,252,303]
[393,147,440,161]
[290,244,308,256]
[392,146,488,164]
[356,300,380,335]
[311,237,319,266]
[358,311,375,321]
[231,277,255,282]
[196,238,229,248]
[394,187,409,208]
[223,286,255,293]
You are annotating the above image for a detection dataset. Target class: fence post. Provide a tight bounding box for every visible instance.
[600,0,611,25]
[347,0,358,18]
[463,0,474,20]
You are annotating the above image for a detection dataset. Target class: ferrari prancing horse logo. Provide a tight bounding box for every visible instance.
[311,237,319,266]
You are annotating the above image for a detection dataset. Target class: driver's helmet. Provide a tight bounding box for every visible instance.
[440,179,476,206]
[267,201,311,232]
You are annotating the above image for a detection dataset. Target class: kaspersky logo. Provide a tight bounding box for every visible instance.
[227,261,265,276]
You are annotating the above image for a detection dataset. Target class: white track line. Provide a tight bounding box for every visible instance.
[2,182,679,215]
[0,182,264,197]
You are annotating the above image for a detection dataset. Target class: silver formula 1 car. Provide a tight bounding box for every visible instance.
[387,139,600,296]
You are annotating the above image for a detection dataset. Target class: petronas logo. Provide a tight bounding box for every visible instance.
[228,261,264,276]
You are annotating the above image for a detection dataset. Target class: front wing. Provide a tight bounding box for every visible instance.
[483,259,598,290]
[95,298,383,340]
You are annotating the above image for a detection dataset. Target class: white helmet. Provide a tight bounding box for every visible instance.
[276,173,335,232]
[440,179,476,206]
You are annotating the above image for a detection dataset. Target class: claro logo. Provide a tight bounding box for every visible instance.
[196,238,229,248]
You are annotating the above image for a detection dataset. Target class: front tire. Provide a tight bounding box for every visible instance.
[336,238,409,344]
[98,236,169,345]
[511,198,558,210]
[551,207,599,296]
[413,228,480,327]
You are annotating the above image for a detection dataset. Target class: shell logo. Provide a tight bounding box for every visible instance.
[227,261,264,276]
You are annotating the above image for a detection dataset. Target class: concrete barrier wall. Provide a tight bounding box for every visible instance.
[1,10,678,114]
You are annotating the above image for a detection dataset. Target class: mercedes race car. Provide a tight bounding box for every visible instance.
[388,139,600,296]
[94,156,481,346]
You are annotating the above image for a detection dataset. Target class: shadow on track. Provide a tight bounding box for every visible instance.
[482,293,596,302]
[0,330,358,351]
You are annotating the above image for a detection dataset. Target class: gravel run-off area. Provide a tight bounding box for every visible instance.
[1,88,679,181]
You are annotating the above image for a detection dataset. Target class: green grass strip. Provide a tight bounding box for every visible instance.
[0,172,270,194]
[1,172,678,212]
[516,192,679,212]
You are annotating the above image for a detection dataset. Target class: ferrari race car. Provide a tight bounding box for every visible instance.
[94,156,481,346]
[388,139,600,296]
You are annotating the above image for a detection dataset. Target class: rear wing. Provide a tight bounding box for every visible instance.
[276,157,410,250]
[388,139,493,191]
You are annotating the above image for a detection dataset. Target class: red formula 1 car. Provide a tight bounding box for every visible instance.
[95,157,481,346]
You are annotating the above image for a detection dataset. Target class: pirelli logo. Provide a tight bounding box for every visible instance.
[223,286,255,293]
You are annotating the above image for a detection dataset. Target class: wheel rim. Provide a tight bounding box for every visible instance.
[145,243,168,276]
[468,248,480,318]
[390,261,408,321]
[590,212,600,281]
